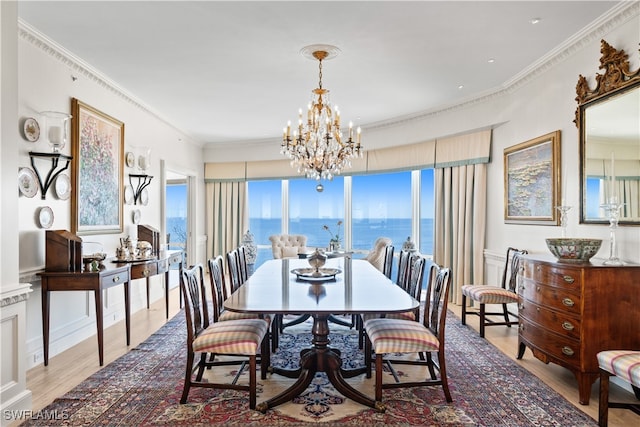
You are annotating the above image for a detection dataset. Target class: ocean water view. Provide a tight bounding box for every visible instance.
[249,217,434,269]
[166,216,434,272]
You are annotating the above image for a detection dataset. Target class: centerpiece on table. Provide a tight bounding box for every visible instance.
[323,220,342,251]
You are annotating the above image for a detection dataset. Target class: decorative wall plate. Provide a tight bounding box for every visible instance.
[125,151,135,168]
[23,117,40,142]
[140,188,149,206]
[54,173,71,200]
[132,209,141,224]
[38,206,54,229]
[18,167,38,198]
[124,185,134,205]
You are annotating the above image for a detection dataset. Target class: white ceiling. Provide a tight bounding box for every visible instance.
[18,1,620,148]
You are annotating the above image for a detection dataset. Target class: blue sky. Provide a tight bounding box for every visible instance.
[248,170,435,219]
[166,184,187,217]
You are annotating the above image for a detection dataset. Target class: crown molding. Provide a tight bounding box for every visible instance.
[17,21,203,147]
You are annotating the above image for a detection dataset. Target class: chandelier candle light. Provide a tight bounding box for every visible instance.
[281,45,362,180]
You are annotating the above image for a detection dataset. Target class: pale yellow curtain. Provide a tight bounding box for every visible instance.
[205,181,248,261]
[433,130,490,305]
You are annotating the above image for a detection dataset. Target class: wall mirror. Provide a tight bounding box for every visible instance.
[576,40,640,225]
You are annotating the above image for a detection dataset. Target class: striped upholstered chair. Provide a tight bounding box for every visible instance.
[207,256,279,351]
[364,263,452,404]
[180,263,270,409]
[460,247,527,338]
[597,350,640,426]
[357,252,424,349]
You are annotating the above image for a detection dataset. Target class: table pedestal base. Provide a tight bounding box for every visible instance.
[257,314,385,413]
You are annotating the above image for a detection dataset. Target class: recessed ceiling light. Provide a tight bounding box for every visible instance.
[530,17,541,24]
[458,85,464,90]
[488,58,495,63]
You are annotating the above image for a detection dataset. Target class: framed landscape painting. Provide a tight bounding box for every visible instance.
[71,98,125,235]
[504,130,561,225]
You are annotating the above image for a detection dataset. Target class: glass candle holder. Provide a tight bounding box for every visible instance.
[41,111,72,153]
[600,201,624,266]
[137,146,152,173]
[555,205,572,238]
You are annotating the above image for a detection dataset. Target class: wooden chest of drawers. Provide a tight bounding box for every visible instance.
[517,254,640,405]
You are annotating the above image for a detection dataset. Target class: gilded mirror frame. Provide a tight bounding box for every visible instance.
[575,39,640,225]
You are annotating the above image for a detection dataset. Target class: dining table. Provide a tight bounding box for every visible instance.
[223,256,419,413]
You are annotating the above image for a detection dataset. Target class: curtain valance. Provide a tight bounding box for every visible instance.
[205,129,491,181]
[434,129,491,168]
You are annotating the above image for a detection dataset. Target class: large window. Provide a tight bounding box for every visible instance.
[420,169,435,254]
[289,177,344,248]
[248,169,434,270]
[248,180,282,267]
[352,171,412,251]
[165,181,187,251]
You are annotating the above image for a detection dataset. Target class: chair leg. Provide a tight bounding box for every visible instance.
[375,354,383,401]
[261,334,270,380]
[358,316,365,349]
[461,295,467,325]
[438,350,453,402]
[249,355,257,410]
[502,303,512,327]
[364,332,372,378]
[271,319,279,352]
[195,353,207,381]
[479,303,486,338]
[426,352,437,380]
[180,352,195,404]
[599,369,610,427]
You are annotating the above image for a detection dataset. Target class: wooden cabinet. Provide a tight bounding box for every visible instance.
[517,255,640,405]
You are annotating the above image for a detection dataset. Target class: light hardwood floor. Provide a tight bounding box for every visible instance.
[23,291,638,426]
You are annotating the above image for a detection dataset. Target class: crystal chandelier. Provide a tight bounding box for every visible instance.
[281,45,362,180]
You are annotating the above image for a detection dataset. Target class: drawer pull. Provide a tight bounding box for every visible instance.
[562,297,575,307]
[519,323,524,331]
[518,303,525,310]
[561,321,574,331]
[562,275,575,284]
[143,269,150,277]
[113,276,120,283]
[561,346,575,356]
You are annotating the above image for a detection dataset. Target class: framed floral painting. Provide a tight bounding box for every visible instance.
[504,130,561,225]
[70,98,125,235]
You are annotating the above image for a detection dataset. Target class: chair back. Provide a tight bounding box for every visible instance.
[406,254,426,303]
[268,234,308,259]
[226,249,242,295]
[207,256,226,322]
[503,247,527,292]
[382,245,394,279]
[396,249,411,290]
[238,246,249,282]
[364,237,393,272]
[423,264,452,341]
[181,264,208,345]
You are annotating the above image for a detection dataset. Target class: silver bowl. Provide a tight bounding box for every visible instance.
[545,238,602,263]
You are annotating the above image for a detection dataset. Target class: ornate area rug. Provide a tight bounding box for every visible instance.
[22,312,597,426]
